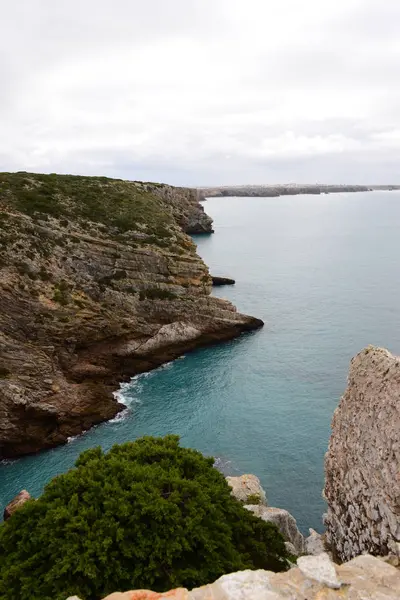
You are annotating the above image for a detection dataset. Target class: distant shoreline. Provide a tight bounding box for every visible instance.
[197,184,400,201]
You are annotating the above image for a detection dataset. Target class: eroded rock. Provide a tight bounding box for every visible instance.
[324,346,400,561]
[245,505,305,555]
[3,489,31,520]
[93,555,400,599]
[226,474,267,505]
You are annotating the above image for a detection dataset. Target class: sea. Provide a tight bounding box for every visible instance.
[2,191,400,533]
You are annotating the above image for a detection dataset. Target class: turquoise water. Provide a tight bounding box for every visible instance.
[2,191,400,533]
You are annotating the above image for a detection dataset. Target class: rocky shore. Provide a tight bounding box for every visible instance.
[0,173,261,458]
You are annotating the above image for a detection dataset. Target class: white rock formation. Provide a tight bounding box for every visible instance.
[93,554,400,599]
[226,474,267,505]
[324,347,400,561]
[305,528,325,555]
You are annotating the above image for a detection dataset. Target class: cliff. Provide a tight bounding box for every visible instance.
[199,183,400,199]
[324,346,400,561]
[0,172,261,458]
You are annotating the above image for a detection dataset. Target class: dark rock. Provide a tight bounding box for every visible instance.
[212,276,235,286]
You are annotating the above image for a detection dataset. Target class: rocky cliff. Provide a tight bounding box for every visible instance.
[0,172,261,458]
[324,346,400,561]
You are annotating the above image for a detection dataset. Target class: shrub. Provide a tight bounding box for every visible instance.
[0,436,288,600]
[246,493,262,505]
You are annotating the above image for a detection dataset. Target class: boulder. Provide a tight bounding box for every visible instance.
[297,553,341,589]
[3,489,31,520]
[305,528,326,555]
[245,505,305,555]
[226,474,267,505]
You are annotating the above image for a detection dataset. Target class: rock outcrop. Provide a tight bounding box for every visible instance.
[245,505,305,556]
[226,475,305,555]
[0,173,262,458]
[226,474,267,505]
[211,276,235,286]
[305,528,326,556]
[3,490,31,520]
[324,346,400,562]
[71,554,400,599]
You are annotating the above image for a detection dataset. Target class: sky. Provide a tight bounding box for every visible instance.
[2,0,400,185]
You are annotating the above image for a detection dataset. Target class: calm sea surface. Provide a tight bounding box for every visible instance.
[2,191,400,532]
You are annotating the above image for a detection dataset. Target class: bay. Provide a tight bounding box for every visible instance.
[2,191,400,533]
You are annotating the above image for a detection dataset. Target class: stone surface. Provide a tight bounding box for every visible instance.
[93,555,400,600]
[305,528,326,555]
[0,173,263,458]
[245,505,305,555]
[324,346,400,561]
[226,474,267,505]
[3,489,31,520]
[297,553,341,589]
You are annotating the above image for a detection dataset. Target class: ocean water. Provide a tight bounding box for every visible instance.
[2,191,400,533]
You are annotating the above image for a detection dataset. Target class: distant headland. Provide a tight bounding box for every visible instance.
[198,184,400,200]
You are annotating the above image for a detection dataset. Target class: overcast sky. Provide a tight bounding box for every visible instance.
[2,0,400,185]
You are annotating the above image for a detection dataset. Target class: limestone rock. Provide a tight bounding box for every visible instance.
[297,553,341,589]
[245,505,305,555]
[226,474,267,505]
[3,489,31,520]
[94,555,400,600]
[324,346,400,561]
[305,528,326,555]
[0,173,262,458]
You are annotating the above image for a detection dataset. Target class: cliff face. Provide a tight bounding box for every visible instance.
[0,173,260,458]
[324,347,400,561]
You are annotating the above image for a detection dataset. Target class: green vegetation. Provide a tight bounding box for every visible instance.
[139,287,178,301]
[246,493,262,505]
[0,436,288,600]
[0,172,174,240]
[0,367,10,379]
[52,280,70,305]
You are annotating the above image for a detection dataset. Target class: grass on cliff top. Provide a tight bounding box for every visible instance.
[0,172,173,237]
[0,436,289,600]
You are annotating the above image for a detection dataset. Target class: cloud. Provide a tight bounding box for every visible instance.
[1,0,399,184]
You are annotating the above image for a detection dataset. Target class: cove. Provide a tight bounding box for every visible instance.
[2,191,400,533]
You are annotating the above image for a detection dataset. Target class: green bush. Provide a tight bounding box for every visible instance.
[0,436,288,600]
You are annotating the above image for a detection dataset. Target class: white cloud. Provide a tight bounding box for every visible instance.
[1,0,400,184]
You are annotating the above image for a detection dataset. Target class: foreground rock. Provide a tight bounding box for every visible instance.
[3,490,31,520]
[226,474,267,505]
[324,346,400,562]
[72,554,400,599]
[0,173,262,458]
[245,505,305,556]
